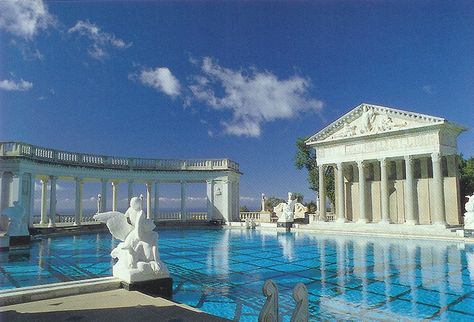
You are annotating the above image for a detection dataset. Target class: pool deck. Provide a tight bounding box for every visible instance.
[0,286,230,322]
[228,221,474,242]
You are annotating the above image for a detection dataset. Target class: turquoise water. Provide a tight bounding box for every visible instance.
[1,229,474,321]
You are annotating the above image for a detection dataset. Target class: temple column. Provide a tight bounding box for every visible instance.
[154,181,160,221]
[127,180,134,204]
[207,179,214,220]
[74,177,83,226]
[318,164,326,221]
[146,182,152,219]
[404,155,417,225]
[379,158,391,224]
[48,176,57,227]
[432,152,446,226]
[180,181,186,220]
[357,160,367,223]
[0,172,12,211]
[336,163,346,223]
[100,179,107,212]
[40,177,48,224]
[111,181,118,211]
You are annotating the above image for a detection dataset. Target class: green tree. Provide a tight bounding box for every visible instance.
[239,205,249,212]
[459,154,474,203]
[295,136,335,210]
[292,192,304,203]
[264,196,285,213]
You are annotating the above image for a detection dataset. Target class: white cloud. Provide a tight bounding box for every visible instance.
[139,67,181,97]
[68,20,131,60]
[0,0,54,39]
[0,78,33,91]
[422,84,434,95]
[189,57,324,137]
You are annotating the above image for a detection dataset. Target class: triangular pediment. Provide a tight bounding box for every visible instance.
[306,103,448,144]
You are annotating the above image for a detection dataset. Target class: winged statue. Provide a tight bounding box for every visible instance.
[94,196,169,282]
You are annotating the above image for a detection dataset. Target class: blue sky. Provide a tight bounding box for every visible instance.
[1,0,473,211]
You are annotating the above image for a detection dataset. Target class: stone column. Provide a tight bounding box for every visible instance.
[207,179,214,220]
[379,158,391,224]
[318,164,326,221]
[127,180,134,204]
[111,181,118,211]
[432,152,446,226]
[357,160,367,223]
[49,176,57,227]
[154,181,160,221]
[100,179,107,212]
[40,177,49,224]
[336,163,346,223]
[180,181,186,220]
[0,172,12,211]
[404,155,417,225]
[146,182,152,219]
[74,177,83,226]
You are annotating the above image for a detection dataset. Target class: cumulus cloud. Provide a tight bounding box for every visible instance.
[0,78,33,91]
[0,0,54,39]
[68,20,131,60]
[189,57,323,137]
[139,67,181,97]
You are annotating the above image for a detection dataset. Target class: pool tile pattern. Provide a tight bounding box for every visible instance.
[1,229,474,321]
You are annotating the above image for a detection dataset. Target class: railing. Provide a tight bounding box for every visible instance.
[156,212,208,221]
[239,211,272,223]
[308,212,335,223]
[32,215,99,225]
[0,142,240,173]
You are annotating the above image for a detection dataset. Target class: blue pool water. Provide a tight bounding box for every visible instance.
[1,229,474,321]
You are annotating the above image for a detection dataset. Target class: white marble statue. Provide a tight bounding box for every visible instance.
[276,193,297,223]
[2,201,28,237]
[94,196,169,283]
[274,193,308,223]
[464,193,474,229]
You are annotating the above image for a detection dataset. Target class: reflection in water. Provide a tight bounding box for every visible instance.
[1,229,474,320]
[277,232,295,261]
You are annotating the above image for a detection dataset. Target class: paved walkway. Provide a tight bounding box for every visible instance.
[0,289,230,322]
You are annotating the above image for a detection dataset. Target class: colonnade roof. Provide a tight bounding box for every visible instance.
[0,142,241,174]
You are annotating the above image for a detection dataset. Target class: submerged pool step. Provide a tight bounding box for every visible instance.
[0,276,121,306]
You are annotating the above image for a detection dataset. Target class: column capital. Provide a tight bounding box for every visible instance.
[74,177,83,183]
[378,157,388,165]
[40,177,49,183]
[145,181,152,187]
[356,160,367,168]
[49,175,57,181]
[111,180,119,185]
[404,155,414,164]
[431,152,442,162]
[101,178,108,183]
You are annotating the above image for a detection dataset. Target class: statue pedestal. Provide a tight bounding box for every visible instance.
[277,221,293,232]
[9,235,30,247]
[121,277,173,300]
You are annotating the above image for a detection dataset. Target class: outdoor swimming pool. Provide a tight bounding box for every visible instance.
[1,229,474,321]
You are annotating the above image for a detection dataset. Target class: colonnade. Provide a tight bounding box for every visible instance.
[317,153,457,226]
[0,142,241,228]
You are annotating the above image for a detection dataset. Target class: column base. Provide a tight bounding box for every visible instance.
[48,222,56,228]
[335,218,347,223]
[356,218,367,224]
[404,220,418,225]
[432,221,447,228]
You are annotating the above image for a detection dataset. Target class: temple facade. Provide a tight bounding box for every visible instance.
[306,103,466,226]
